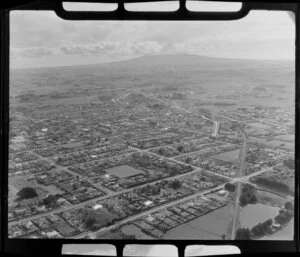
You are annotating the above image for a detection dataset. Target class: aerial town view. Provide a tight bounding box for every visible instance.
[8,9,295,240]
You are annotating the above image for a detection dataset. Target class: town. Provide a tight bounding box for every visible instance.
[8,55,295,240]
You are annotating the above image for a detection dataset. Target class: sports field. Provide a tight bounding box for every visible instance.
[105,165,144,178]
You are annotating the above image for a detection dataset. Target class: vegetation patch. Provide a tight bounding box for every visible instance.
[79,209,114,231]
[239,184,258,207]
[16,187,38,200]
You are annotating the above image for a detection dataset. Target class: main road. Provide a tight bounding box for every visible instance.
[230,127,248,240]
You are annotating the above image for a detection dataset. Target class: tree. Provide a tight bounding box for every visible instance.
[82,209,114,231]
[240,196,248,207]
[236,228,252,240]
[284,201,293,211]
[186,157,192,164]
[275,209,293,225]
[283,158,294,170]
[17,187,38,200]
[177,145,184,153]
[86,217,97,230]
[224,183,236,192]
[43,194,60,208]
[279,209,286,215]
[168,180,181,190]
[157,148,165,156]
[239,184,257,207]
[200,177,206,182]
[263,219,273,227]
[248,194,258,204]
[251,223,264,237]
[275,214,285,225]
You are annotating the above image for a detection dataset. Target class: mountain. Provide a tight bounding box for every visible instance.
[12,54,293,72]
[103,54,293,70]
[114,54,219,65]
[109,54,243,68]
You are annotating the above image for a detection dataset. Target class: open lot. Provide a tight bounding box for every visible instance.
[164,205,231,239]
[209,149,240,162]
[9,175,65,199]
[255,190,288,207]
[9,176,40,193]
[275,134,294,142]
[248,123,272,130]
[265,140,294,151]
[240,203,280,229]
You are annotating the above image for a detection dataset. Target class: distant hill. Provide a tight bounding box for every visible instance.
[107,54,252,69]
[12,54,294,72]
[13,54,228,72]
[105,54,293,68]
[112,54,222,66]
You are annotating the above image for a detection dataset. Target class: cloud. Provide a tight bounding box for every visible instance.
[11,47,59,58]
[10,11,294,57]
[11,40,163,59]
[59,41,163,56]
[160,39,223,55]
[11,35,294,62]
[126,41,163,55]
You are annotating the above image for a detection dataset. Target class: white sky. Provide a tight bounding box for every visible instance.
[10,1,295,69]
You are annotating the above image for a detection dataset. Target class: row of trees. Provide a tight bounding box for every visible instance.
[274,202,293,225]
[236,228,251,240]
[236,219,273,240]
[251,219,273,237]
